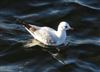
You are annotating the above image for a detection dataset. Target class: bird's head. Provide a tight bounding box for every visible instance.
[58,21,73,31]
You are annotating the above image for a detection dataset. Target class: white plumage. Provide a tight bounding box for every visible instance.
[20,21,72,46]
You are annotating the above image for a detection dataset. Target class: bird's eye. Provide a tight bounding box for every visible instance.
[65,26,67,28]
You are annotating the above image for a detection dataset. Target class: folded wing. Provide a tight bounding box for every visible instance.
[33,27,58,45]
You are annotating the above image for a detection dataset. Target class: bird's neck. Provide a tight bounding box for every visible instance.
[56,29,67,45]
[56,29,66,38]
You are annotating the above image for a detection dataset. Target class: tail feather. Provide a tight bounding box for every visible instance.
[4,16,37,32]
[16,19,31,29]
[16,19,37,32]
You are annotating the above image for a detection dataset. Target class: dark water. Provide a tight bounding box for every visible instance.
[0,0,100,72]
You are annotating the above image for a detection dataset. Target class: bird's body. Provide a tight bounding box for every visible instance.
[24,25,66,46]
[17,19,72,46]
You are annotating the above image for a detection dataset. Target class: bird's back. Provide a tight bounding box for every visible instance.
[33,27,58,45]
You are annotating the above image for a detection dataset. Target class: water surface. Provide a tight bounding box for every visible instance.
[0,0,100,72]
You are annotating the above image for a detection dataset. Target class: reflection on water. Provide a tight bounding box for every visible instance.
[0,0,100,72]
[62,0,100,10]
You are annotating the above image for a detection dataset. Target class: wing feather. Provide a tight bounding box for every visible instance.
[33,27,57,45]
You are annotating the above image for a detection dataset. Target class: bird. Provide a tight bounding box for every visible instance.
[16,19,73,47]
[16,20,73,64]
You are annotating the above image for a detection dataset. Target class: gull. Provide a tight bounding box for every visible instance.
[18,20,73,46]
[17,19,73,47]
[16,20,73,64]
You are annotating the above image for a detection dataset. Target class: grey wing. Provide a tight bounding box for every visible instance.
[33,29,57,45]
[23,23,41,37]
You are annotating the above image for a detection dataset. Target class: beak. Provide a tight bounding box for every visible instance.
[70,27,74,30]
